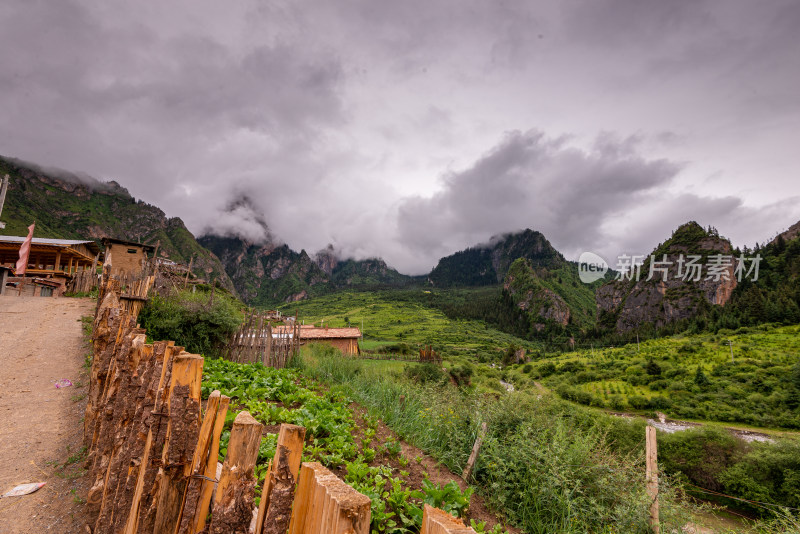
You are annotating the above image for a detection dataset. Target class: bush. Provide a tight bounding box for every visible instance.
[627,395,651,410]
[448,364,474,387]
[659,427,743,493]
[138,290,243,357]
[404,363,447,385]
[537,362,556,377]
[649,379,670,391]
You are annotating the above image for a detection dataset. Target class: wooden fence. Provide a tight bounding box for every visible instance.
[222,309,300,369]
[83,279,474,534]
[66,269,101,294]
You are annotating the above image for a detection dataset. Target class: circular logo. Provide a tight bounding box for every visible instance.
[578,251,608,284]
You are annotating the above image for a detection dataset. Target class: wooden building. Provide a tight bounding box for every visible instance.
[0,236,102,296]
[298,327,362,355]
[101,238,154,278]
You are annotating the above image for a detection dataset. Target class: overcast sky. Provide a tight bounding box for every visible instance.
[1,0,799,274]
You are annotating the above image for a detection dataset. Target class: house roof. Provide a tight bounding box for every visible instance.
[0,235,101,255]
[299,327,362,340]
[101,237,155,252]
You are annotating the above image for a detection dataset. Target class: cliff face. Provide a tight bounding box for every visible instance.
[0,156,235,292]
[596,222,737,332]
[773,220,800,245]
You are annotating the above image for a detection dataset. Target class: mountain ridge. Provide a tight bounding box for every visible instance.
[0,155,236,292]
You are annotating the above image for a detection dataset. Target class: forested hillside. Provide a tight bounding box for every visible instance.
[0,156,234,291]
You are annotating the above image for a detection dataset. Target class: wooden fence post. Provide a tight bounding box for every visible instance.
[175,390,225,534]
[462,422,488,482]
[151,352,204,534]
[646,425,659,534]
[287,462,371,534]
[256,424,306,534]
[189,393,230,534]
[125,343,181,533]
[209,411,264,534]
[420,504,477,533]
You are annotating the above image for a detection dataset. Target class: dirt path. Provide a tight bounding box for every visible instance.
[0,296,95,534]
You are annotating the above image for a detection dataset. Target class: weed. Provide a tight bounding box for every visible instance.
[70,488,86,505]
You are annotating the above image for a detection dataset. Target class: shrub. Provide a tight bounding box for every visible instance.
[537,362,556,377]
[694,367,711,388]
[404,363,447,385]
[448,364,474,387]
[627,395,651,410]
[646,359,662,376]
[138,289,243,357]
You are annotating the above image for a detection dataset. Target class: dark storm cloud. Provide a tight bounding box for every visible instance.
[396,130,682,264]
[0,0,798,274]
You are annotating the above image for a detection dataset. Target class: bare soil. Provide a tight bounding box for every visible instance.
[0,296,95,534]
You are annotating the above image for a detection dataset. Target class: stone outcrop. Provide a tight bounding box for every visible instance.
[596,222,738,332]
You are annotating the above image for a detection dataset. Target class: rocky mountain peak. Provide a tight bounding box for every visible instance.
[597,221,737,332]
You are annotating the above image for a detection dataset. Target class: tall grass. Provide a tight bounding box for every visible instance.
[299,347,692,533]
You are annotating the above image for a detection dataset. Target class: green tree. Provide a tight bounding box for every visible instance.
[694,366,710,388]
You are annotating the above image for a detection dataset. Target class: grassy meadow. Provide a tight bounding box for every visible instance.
[505,324,800,429]
[279,289,540,355]
[299,345,800,532]
[280,290,800,430]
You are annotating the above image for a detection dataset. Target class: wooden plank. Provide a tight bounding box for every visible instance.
[190,394,230,534]
[110,341,166,534]
[86,323,140,518]
[209,411,264,534]
[420,504,476,534]
[152,353,204,534]
[646,425,660,534]
[461,422,488,482]
[257,424,306,534]
[286,462,370,534]
[121,341,171,534]
[175,390,222,534]
[132,342,181,532]
[94,338,153,534]
[286,463,314,534]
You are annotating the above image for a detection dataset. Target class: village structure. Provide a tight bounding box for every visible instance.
[101,237,154,279]
[295,325,362,355]
[0,235,101,296]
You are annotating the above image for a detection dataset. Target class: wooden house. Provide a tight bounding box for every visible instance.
[298,327,362,355]
[0,236,101,296]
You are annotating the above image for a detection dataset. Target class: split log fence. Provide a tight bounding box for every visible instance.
[67,268,101,294]
[419,345,442,364]
[84,279,473,533]
[221,309,300,369]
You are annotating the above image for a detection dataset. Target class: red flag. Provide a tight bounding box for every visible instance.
[16,222,35,275]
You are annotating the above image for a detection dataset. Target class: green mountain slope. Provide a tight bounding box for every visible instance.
[0,156,234,291]
[504,258,599,333]
[428,229,564,287]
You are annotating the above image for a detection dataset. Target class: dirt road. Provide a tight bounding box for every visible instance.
[0,296,95,534]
